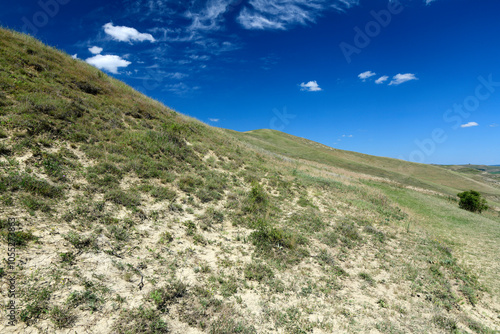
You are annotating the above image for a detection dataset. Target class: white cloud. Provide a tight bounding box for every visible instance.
[490,123,499,128]
[425,0,436,5]
[461,122,479,128]
[103,23,155,43]
[237,0,358,30]
[88,46,103,55]
[71,54,78,59]
[358,71,376,81]
[85,55,131,74]
[209,118,220,122]
[389,73,418,85]
[300,81,322,92]
[375,76,389,84]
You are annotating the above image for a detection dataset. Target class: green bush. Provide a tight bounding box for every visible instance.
[457,190,488,213]
[250,219,306,251]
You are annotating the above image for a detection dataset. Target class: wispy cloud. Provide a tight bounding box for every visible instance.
[461,122,479,128]
[167,72,189,80]
[186,0,233,32]
[490,123,499,128]
[85,54,131,74]
[104,23,155,43]
[389,73,418,85]
[163,82,200,96]
[358,71,376,81]
[425,0,437,5]
[209,118,220,122]
[237,0,358,30]
[300,81,322,92]
[375,76,389,84]
[88,46,103,55]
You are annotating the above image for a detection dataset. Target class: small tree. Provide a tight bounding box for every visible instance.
[457,190,488,213]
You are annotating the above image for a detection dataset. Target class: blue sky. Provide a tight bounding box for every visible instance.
[2,0,499,164]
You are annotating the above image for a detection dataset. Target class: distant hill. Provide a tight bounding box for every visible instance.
[228,129,500,205]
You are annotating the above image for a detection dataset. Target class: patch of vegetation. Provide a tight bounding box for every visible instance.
[317,249,335,267]
[49,306,75,329]
[209,275,239,298]
[105,189,141,208]
[112,306,169,334]
[288,210,326,234]
[150,280,188,312]
[243,183,269,215]
[178,286,224,329]
[457,190,488,213]
[59,252,76,265]
[20,287,52,325]
[335,221,362,248]
[432,314,458,333]
[196,170,227,203]
[158,231,174,244]
[359,272,376,286]
[363,225,386,243]
[67,288,102,312]
[321,230,338,247]
[464,316,496,334]
[198,207,224,230]
[297,196,311,208]
[178,175,204,194]
[250,219,304,251]
[63,232,98,251]
[244,262,274,282]
[0,142,11,155]
[150,186,177,201]
[21,194,51,213]
[0,172,63,198]
[184,220,196,236]
[42,152,69,181]
[210,313,257,334]
[2,230,38,247]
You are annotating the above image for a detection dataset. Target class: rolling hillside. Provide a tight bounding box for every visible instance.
[1,28,499,334]
[228,129,500,205]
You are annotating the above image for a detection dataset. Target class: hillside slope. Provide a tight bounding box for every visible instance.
[228,129,500,205]
[1,28,499,334]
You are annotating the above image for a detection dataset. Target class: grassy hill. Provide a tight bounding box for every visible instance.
[439,165,500,190]
[1,28,499,333]
[227,129,500,205]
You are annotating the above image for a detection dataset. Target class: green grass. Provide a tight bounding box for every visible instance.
[369,181,500,299]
